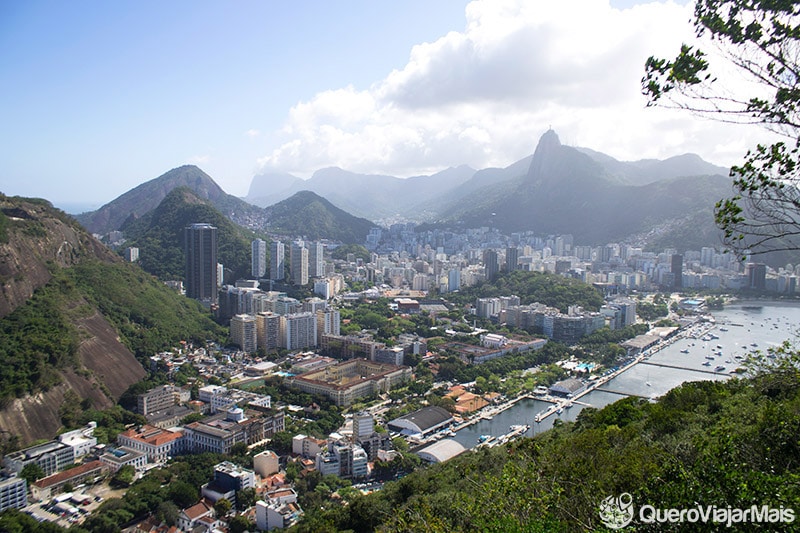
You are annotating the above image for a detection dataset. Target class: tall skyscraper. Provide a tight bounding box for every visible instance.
[747,262,767,289]
[505,247,519,272]
[185,223,218,305]
[251,239,267,279]
[484,249,500,281]
[448,268,461,292]
[308,241,325,278]
[671,254,683,289]
[291,241,309,286]
[270,241,285,281]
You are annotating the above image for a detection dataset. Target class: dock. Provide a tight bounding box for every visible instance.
[640,361,731,376]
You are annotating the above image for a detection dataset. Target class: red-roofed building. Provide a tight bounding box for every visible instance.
[117,425,185,464]
[30,460,108,501]
[177,500,214,531]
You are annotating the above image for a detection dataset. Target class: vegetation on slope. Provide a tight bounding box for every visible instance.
[68,260,226,358]
[295,357,800,532]
[121,187,254,282]
[447,270,605,312]
[0,259,225,405]
[0,271,80,404]
[263,190,374,244]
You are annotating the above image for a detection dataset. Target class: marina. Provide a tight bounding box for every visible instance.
[450,301,800,448]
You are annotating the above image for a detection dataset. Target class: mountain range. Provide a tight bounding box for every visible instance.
[74,165,261,235]
[75,130,736,252]
[436,130,733,245]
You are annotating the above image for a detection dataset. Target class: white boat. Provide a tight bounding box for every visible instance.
[714,365,726,372]
[680,349,690,354]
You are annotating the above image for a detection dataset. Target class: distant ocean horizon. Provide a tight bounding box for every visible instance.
[52,201,101,215]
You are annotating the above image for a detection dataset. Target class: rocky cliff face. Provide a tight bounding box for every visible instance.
[0,195,146,444]
[0,197,117,319]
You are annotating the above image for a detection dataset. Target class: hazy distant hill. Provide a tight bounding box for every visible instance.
[263,190,375,244]
[0,194,223,444]
[248,139,730,228]
[75,165,261,234]
[121,187,255,282]
[247,165,476,220]
[436,130,731,249]
[576,148,731,186]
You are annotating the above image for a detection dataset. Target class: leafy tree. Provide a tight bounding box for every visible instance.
[0,509,67,532]
[19,463,45,485]
[214,498,232,516]
[643,0,800,257]
[111,465,135,487]
[235,487,257,511]
[167,480,199,509]
[229,515,255,533]
[156,501,180,527]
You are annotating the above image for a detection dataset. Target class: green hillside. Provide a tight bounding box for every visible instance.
[122,187,255,282]
[296,359,800,532]
[0,259,225,405]
[75,164,263,234]
[447,270,605,312]
[0,193,228,443]
[264,190,374,244]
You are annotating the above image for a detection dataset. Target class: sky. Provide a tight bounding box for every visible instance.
[0,0,772,212]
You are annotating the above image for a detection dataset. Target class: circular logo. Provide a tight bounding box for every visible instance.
[599,492,634,529]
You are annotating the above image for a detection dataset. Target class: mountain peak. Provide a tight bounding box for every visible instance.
[527,129,563,181]
[535,129,561,153]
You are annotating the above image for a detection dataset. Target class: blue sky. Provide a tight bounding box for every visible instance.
[0,0,764,212]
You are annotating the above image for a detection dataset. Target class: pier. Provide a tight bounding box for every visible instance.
[593,388,657,400]
[639,361,731,376]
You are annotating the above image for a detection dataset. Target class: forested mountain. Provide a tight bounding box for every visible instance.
[75,165,261,234]
[262,190,375,244]
[247,131,731,239]
[435,130,731,249]
[0,194,224,445]
[121,187,255,283]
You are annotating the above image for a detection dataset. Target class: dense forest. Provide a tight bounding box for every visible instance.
[0,259,225,404]
[447,270,605,312]
[121,187,255,282]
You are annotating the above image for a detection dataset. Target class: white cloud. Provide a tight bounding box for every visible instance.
[258,0,769,178]
[245,129,261,138]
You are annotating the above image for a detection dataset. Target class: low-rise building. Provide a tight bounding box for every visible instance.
[387,406,453,438]
[99,446,147,472]
[184,408,285,454]
[256,497,303,531]
[57,423,98,460]
[4,441,75,477]
[416,439,467,464]
[287,359,411,406]
[30,461,108,502]
[201,461,255,505]
[178,500,215,532]
[548,378,586,398]
[292,434,326,458]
